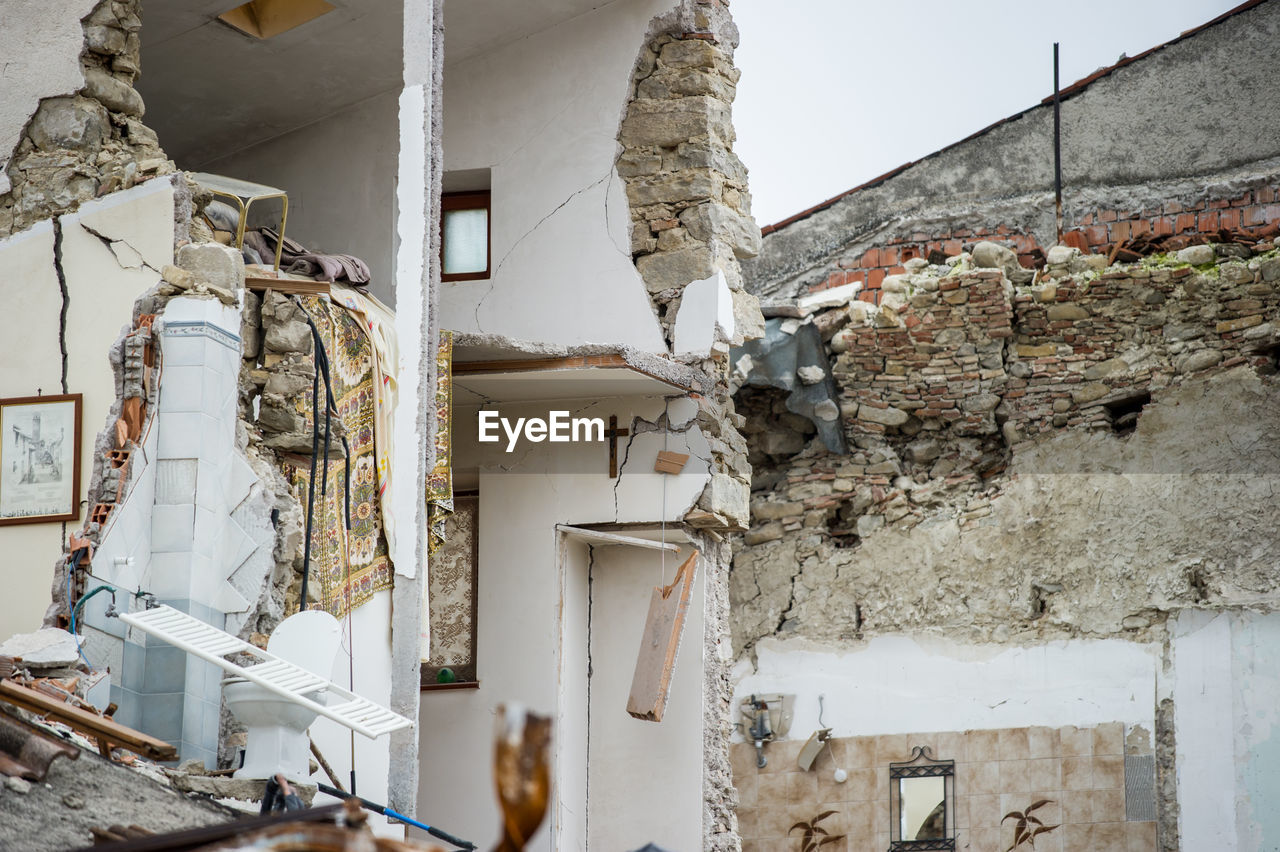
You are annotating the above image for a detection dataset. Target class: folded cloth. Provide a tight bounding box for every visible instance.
[286,252,371,285]
[249,227,371,285]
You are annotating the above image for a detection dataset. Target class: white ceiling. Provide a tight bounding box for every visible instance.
[137,0,615,168]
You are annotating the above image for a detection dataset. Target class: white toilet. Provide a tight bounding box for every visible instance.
[222,610,342,781]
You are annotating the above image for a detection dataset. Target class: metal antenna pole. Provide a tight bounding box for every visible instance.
[1054,42,1063,243]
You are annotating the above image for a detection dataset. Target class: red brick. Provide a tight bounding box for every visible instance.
[861,247,881,267]
[1232,191,1253,207]
[1257,186,1276,204]
[900,245,920,262]
[1261,204,1280,223]
[1198,210,1219,231]
[857,291,876,304]
[1099,209,1118,222]
[1219,209,1241,230]
[1243,206,1266,227]
[886,264,905,277]
[943,239,963,256]
[1085,225,1108,245]
[867,268,886,289]
[826,270,846,289]
[1111,220,1132,242]
[881,246,900,266]
[1164,201,1184,214]
[1174,213,1197,233]
[1078,213,1095,226]
[1208,197,1229,209]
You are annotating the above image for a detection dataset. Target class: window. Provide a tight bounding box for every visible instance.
[441,192,490,282]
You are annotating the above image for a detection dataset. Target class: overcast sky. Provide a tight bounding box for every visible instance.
[731,0,1245,227]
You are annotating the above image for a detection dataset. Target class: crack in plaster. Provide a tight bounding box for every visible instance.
[52,219,69,394]
[78,221,161,275]
[474,171,613,331]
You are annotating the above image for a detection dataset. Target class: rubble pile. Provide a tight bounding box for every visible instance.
[732,239,1280,649]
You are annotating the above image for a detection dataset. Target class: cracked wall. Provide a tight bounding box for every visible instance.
[731,242,1280,849]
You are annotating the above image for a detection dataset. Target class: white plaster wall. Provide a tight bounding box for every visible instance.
[311,590,397,836]
[201,92,400,308]
[0,0,99,195]
[438,1,671,353]
[588,544,704,851]
[1172,610,1280,852]
[415,392,711,849]
[0,179,172,634]
[733,635,1160,742]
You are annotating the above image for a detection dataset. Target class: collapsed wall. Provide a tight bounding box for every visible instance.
[733,242,1280,653]
[0,0,175,238]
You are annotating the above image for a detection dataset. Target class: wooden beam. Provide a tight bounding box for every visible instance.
[453,354,631,374]
[556,525,680,553]
[627,550,699,722]
[0,680,177,761]
[244,276,330,296]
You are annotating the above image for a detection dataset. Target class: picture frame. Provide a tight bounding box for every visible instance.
[0,394,82,526]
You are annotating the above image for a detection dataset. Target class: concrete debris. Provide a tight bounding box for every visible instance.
[0,629,81,669]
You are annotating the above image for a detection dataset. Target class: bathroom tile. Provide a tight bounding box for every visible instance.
[142,645,187,694]
[1125,820,1157,852]
[140,692,184,742]
[874,733,908,765]
[1092,722,1124,756]
[968,794,1001,829]
[1059,726,1092,758]
[1093,754,1126,790]
[786,770,818,803]
[152,503,195,553]
[843,736,875,769]
[999,759,1031,794]
[968,729,1000,763]
[1062,756,1092,790]
[182,692,204,742]
[157,412,205,459]
[1059,789,1091,824]
[159,365,205,413]
[1091,788,1126,823]
[963,760,1001,797]
[1092,821,1127,850]
[999,727,1031,761]
[1027,757,1061,791]
[1028,726,1060,759]
[934,730,967,763]
[155,459,198,505]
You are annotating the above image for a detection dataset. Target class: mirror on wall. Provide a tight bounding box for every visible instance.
[888,746,955,851]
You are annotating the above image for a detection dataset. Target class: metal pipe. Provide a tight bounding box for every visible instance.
[1054,42,1063,242]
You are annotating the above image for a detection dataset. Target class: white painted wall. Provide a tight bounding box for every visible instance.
[0,0,99,194]
[438,1,671,353]
[415,391,711,849]
[733,635,1161,742]
[201,91,401,308]
[0,178,173,634]
[1171,610,1280,852]
[588,544,705,851]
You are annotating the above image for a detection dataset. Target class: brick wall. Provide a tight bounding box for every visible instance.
[812,186,1280,305]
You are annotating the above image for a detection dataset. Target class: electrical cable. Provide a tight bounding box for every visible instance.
[315,783,475,850]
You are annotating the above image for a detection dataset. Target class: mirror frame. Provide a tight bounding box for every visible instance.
[888,745,956,851]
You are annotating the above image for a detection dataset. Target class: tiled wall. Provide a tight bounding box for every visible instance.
[732,723,1156,852]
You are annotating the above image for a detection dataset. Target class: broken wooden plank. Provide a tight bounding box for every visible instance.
[556,525,680,553]
[654,450,689,474]
[626,550,699,722]
[0,679,177,761]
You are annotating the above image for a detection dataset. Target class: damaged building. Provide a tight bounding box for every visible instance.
[728,2,1280,851]
[0,0,765,849]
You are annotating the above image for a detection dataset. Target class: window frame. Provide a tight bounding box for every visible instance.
[440,191,491,282]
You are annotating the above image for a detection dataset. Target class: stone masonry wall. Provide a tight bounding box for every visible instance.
[618,4,768,849]
[733,240,1280,655]
[0,0,174,238]
[805,183,1280,307]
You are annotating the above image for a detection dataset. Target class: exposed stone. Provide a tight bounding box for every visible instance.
[1083,358,1127,380]
[635,246,716,293]
[797,365,825,386]
[858,405,909,427]
[619,96,733,148]
[27,97,109,152]
[176,243,245,293]
[1046,303,1089,321]
[1176,244,1215,265]
[699,473,749,528]
[263,321,313,355]
[743,522,784,545]
[1070,383,1110,404]
[680,201,760,258]
[1179,349,1222,373]
[81,65,144,117]
[167,773,316,805]
[1046,245,1078,265]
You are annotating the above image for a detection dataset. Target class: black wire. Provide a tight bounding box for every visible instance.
[292,297,337,614]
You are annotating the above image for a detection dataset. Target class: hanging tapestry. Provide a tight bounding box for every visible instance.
[422,494,477,683]
[280,295,393,618]
[426,330,453,555]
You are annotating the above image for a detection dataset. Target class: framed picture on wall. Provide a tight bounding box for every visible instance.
[0,394,82,525]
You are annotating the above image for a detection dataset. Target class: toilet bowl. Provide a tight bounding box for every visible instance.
[222,610,342,781]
